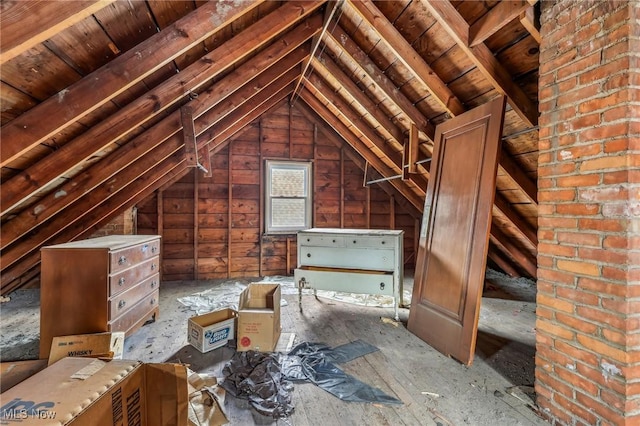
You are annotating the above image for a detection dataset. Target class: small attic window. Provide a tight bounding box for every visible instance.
[265,160,312,234]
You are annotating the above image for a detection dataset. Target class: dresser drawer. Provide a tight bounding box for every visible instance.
[109,273,159,319]
[345,235,397,247]
[298,234,345,248]
[109,239,160,273]
[300,246,396,270]
[109,256,160,297]
[295,267,394,296]
[109,289,159,334]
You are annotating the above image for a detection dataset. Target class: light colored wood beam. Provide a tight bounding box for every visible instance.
[423,0,538,127]
[0,0,114,64]
[469,1,531,47]
[520,6,541,44]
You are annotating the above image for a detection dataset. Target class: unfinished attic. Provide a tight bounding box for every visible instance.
[1,0,638,424]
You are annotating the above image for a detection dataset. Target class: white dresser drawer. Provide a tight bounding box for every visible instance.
[299,234,345,247]
[295,267,394,296]
[300,246,395,270]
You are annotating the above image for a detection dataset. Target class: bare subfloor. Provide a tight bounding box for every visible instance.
[0,271,545,425]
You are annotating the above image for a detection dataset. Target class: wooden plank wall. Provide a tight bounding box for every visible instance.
[137,103,417,281]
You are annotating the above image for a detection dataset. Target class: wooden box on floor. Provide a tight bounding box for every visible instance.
[39,235,161,358]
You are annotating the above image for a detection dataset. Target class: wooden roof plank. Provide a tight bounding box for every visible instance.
[490,223,537,278]
[468,0,530,47]
[349,0,465,116]
[423,0,538,127]
[1,6,323,214]
[0,0,114,65]
[326,24,436,139]
[0,0,266,167]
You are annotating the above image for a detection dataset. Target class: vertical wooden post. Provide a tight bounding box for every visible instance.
[340,148,345,228]
[258,119,264,277]
[286,237,291,275]
[157,190,164,282]
[365,186,371,229]
[289,103,294,159]
[414,218,420,262]
[194,170,199,280]
[312,124,317,227]
[227,147,233,277]
[389,195,395,229]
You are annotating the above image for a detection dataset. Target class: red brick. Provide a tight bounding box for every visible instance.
[577,306,628,331]
[558,133,577,147]
[555,340,599,366]
[557,231,601,247]
[539,162,577,177]
[603,105,632,123]
[557,259,600,276]
[538,189,576,202]
[603,265,628,282]
[538,242,576,257]
[556,174,600,188]
[536,369,574,398]
[538,204,555,216]
[575,362,627,395]
[539,217,578,229]
[578,277,629,297]
[556,312,599,334]
[537,318,576,340]
[538,292,576,313]
[537,255,554,268]
[565,143,603,160]
[603,235,630,249]
[537,305,554,320]
[602,328,626,346]
[537,268,576,285]
[601,388,626,412]
[578,218,626,232]
[578,247,628,264]
[579,58,630,86]
[555,393,599,425]
[603,40,631,61]
[580,123,630,143]
[538,229,555,241]
[604,5,633,31]
[556,203,600,216]
[602,298,640,316]
[557,85,600,107]
[580,155,628,172]
[604,139,629,154]
[579,91,628,114]
[604,169,630,184]
[556,366,600,396]
[556,286,600,306]
[602,70,631,92]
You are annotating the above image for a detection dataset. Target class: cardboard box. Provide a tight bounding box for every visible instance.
[0,359,48,393]
[0,357,188,425]
[48,332,125,365]
[188,308,237,353]
[237,283,281,352]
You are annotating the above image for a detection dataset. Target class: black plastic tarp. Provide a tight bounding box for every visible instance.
[221,340,402,418]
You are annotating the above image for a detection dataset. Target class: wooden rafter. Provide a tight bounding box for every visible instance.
[1,74,298,278]
[493,192,537,248]
[325,25,436,139]
[490,223,537,278]
[468,0,532,47]
[300,88,425,211]
[1,25,314,248]
[423,0,538,127]
[348,0,465,116]
[520,6,541,44]
[0,0,266,167]
[0,0,115,65]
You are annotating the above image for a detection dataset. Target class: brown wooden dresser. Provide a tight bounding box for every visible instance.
[39,235,161,358]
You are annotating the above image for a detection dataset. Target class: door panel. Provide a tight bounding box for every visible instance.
[407,96,506,365]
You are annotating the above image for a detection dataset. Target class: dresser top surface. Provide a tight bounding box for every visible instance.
[41,235,160,251]
[299,228,403,236]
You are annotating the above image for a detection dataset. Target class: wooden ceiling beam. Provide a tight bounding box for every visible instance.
[297,101,422,219]
[0,76,296,275]
[487,242,522,278]
[423,0,538,127]
[0,0,115,65]
[325,25,436,140]
[468,0,532,47]
[520,6,541,44]
[1,9,324,214]
[348,0,465,116]
[490,223,537,278]
[493,192,538,248]
[499,153,538,204]
[299,88,425,211]
[311,56,404,144]
[0,0,267,167]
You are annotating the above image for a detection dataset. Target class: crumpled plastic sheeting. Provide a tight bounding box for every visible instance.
[221,340,401,418]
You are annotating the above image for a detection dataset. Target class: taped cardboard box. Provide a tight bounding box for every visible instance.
[0,357,188,425]
[0,359,48,393]
[188,308,236,353]
[48,331,125,365]
[237,283,281,352]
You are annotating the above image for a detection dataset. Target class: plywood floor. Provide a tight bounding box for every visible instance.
[0,272,545,425]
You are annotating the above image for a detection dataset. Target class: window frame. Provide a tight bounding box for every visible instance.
[264,159,313,234]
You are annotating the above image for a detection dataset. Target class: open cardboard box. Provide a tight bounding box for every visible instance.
[237,283,281,352]
[48,331,125,365]
[0,357,188,425]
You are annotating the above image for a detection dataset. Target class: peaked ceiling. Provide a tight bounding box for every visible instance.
[0,0,540,294]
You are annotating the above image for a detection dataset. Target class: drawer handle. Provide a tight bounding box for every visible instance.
[381,241,385,245]
[332,239,336,243]
[151,263,157,271]
[118,256,127,265]
[118,277,125,286]
[380,282,385,290]
[353,240,357,244]
[150,298,156,305]
[307,253,311,258]
[151,246,158,254]
[118,300,126,309]
[151,280,157,289]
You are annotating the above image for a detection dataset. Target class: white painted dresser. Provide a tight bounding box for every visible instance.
[294,228,404,320]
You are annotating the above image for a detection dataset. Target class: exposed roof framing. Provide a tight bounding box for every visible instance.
[1,0,540,293]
